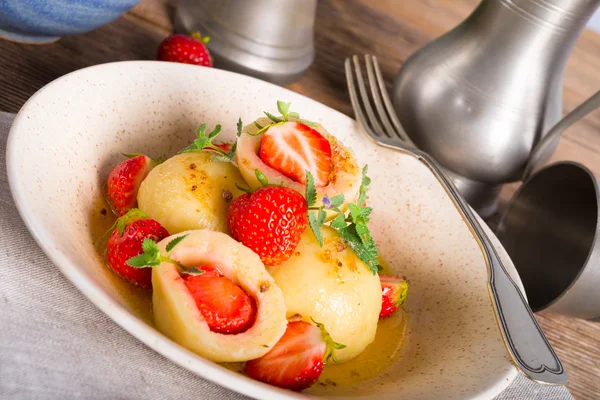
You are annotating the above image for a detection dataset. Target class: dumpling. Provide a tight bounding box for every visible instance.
[137,152,246,234]
[268,226,381,363]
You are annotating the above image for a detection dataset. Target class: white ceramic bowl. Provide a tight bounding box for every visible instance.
[6,61,523,399]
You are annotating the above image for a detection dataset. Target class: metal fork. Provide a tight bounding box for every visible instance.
[345,54,567,385]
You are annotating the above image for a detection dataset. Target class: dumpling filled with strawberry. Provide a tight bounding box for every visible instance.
[235,102,362,219]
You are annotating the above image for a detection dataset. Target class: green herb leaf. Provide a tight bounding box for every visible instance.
[180,266,205,276]
[142,238,160,257]
[255,169,269,186]
[208,124,222,139]
[305,171,317,207]
[235,183,253,193]
[264,111,283,123]
[122,152,143,158]
[358,165,371,206]
[348,203,362,224]
[212,142,237,163]
[237,117,243,137]
[337,224,379,274]
[330,214,347,229]
[308,210,324,247]
[126,253,160,268]
[277,101,291,120]
[165,234,189,254]
[254,121,264,130]
[329,194,345,208]
[287,112,300,120]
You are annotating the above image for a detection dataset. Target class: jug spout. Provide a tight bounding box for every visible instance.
[392,0,600,216]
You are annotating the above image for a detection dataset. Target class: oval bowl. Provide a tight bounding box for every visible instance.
[6,61,522,399]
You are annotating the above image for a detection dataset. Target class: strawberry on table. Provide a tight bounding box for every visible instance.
[245,319,345,391]
[259,121,332,187]
[106,154,159,216]
[379,274,409,319]
[227,170,308,266]
[183,265,257,334]
[157,32,212,67]
[106,209,169,289]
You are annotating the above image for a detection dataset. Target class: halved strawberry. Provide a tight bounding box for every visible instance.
[183,265,257,334]
[379,274,409,319]
[106,209,169,289]
[245,320,345,391]
[106,154,158,216]
[259,122,332,187]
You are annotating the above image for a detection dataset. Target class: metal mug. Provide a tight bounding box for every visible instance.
[495,90,600,320]
[174,0,317,85]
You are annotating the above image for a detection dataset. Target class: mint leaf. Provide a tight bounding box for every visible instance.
[237,118,243,137]
[166,234,188,254]
[179,143,200,153]
[330,214,347,229]
[127,253,159,268]
[348,203,362,224]
[277,101,291,120]
[305,171,317,207]
[337,224,379,274]
[358,165,371,205]
[142,238,160,257]
[264,111,283,123]
[180,266,205,276]
[212,142,237,163]
[255,169,269,186]
[308,211,324,247]
[287,112,300,120]
[207,124,222,139]
[329,194,345,208]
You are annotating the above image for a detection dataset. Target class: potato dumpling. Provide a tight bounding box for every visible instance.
[137,152,245,234]
[153,229,288,362]
[235,117,362,220]
[268,226,381,363]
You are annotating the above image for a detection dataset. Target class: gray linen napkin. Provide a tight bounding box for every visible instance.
[0,110,572,399]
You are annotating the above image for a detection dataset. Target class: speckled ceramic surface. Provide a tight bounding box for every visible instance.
[6,61,524,400]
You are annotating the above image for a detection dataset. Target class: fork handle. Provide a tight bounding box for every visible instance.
[415,151,568,385]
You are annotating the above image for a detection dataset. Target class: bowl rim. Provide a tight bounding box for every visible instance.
[6,60,521,399]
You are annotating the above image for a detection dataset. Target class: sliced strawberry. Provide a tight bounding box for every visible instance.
[106,154,157,216]
[379,274,409,319]
[259,122,332,187]
[245,320,345,391]
[183,266,257,334]
[106,209,169,289]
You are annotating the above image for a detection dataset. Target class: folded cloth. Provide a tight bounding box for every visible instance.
[0,110,572,399]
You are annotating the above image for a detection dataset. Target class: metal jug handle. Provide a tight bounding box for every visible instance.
[524,89,600,180]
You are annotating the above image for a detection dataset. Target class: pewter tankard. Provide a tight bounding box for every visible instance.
[392,0,600,217]
[175,0,317,84]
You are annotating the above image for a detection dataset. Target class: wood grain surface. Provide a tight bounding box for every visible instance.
[0,0,598,398]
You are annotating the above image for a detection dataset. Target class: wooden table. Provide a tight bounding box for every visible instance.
[1,0,598,398]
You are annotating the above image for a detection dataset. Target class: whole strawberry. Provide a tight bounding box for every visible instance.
[228,172,308,266]
[106,154,158,217]
[106,209,169,289]
[157,32,212,67]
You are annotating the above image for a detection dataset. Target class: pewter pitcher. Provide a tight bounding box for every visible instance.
[392,0,600,217]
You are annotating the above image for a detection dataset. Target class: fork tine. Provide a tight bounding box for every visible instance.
[345,58,380,140]
[350,55,385,138]
[364,55,395,139]
[370,55,415,145]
